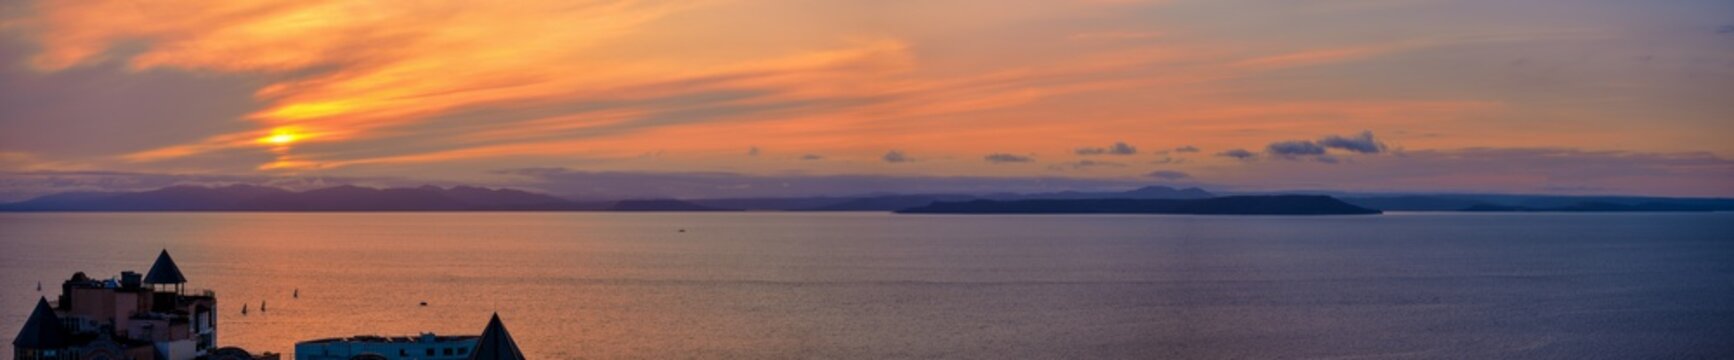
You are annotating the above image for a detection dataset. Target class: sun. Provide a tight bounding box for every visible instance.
[259,128,304,146]
[266,133,296,145]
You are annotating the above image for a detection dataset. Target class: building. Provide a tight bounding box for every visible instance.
[294,334,478,360]
[294,313,525,360]
[467,314,524,360]
[13,297,77,360]
[11,250,267,360]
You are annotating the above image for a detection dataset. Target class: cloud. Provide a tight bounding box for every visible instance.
[1260,131,1391,161]
[882,150,913,163]
[747,146,760,157]
[799,154,824,161]
[1266,140,1327,156]
[1150,156,1182,164]
[1145,170,1189,180]
[1173,145,1200,153]
[1316,131,1387,154]
[1048,160,1125,170]
[984,153,1034,163]
[1217,149,1257,160]
[1719,25,1734,34]
[1076,141,1138,156]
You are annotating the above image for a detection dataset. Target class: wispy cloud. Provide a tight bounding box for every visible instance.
[1076,141,1138,156]
[984,153,1035,163]
[1267,140,1326,157]
[1145,170,1189,180]
[1261,131,1390,162]
[1317,131,1387,154]
[1217,149,1257,160]
[1048,160,1125,171]
[882,150,913,163]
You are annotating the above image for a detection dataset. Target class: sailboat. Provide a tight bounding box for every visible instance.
[36,281,41,291]
[261,301,268,312]
[242,303,249,315]
[294,289,299,299]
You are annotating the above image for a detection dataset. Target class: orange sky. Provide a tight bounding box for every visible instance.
[1,0,1731,198]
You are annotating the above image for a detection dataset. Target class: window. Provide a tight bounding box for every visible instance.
[444,348,454,356]
[426,348,434,356]
[400,349,408,356]
[459,348,468,355]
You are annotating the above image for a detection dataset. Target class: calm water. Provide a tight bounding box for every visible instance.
[1,212,1731,359]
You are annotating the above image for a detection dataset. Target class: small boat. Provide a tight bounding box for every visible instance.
[293,289,299,299]
[419,301,428,306]
[36,281,41,291]
[261,301,267,312]
[242,304,249,315]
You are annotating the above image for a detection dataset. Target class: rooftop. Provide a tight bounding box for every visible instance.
[12,297,74,349]
[298,333,479,345]
[469,313,525,360]
[143,249,188,284]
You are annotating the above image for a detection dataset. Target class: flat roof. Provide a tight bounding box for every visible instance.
[296,334,479,345]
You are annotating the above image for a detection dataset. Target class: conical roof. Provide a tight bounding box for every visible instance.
[12,297,73,349]
[468,313,526,360]
[144,249,187,284]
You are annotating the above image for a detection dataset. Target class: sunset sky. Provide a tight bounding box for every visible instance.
[1,0,1731,200]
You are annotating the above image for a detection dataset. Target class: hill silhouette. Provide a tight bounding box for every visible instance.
[607,199,737,211]
[697,186,1216,211]
[897,195,1381,215]
[0,185,593,211]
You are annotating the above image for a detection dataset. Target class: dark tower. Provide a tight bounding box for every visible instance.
[143,249,188,294]
[12,297,74,360]
[468,313,526,360]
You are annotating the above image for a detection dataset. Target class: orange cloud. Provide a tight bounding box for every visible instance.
[10,0,1638,180]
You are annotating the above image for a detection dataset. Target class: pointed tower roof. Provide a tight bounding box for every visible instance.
[12,297,73,349]
[468,313,526,360]
[144,249,187,284]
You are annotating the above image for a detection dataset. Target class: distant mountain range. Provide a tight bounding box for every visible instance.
[0,185,579,211]
[688,186,1215,211]
[0,185,718,212]
[1334,194,1734,212]
[0,184,1727,213]
[898,195,1382,215]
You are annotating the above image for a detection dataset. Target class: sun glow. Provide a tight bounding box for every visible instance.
[259,128,304,146]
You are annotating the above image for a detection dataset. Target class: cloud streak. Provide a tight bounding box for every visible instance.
[1259,131,1390,161]
[1317,131,1387,154]
[984,153,1034,163]
[1266,141,1327,157]
[1145,170,1189,180]
[1217,149,1257,160]
[1076,141,1138,156]
[882,150,913,163]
